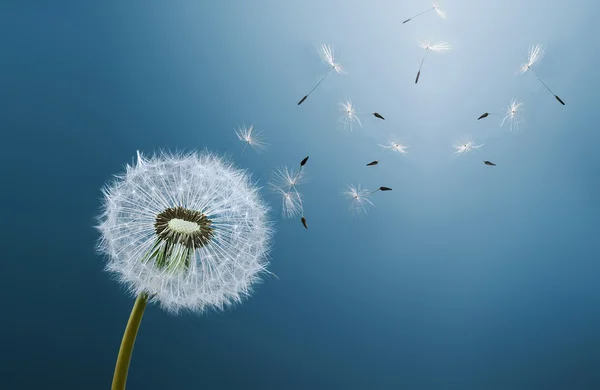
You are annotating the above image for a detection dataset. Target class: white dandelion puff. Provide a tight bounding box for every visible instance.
[517,44,565,105]
[96,150,273,389]
[338,99,362,131]
[403,3,447,24]
[236,124,268,154]
[453,137,483,155]
[415,41,452,84]
[298,44,345,105]
[380,139,409,155]
[345,184,374,216]
[500,99,525,132]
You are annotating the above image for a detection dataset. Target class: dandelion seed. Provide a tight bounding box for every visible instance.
[298,44,345,105]
[484,160,496,166]
[272,186,303,218]
[338,99,362,131]
[415,41,452,84]
[96,150,273,389]
[403,3,447,24]
[453,137,483,155]
[373,112,385,120]
[301,216,308,229]
[478,113,490,120]
[300,156,309,166]
[373,186,392,192]
[380,139,409,155]
[367,160,379,166]
[269,164,306,219]
[500,99,525,132]
[518,44,565,105]
[345,184,374,216]
[236,124,268,154]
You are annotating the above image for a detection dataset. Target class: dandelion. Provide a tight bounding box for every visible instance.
[453,137,483,155]
[96,150,273,390]
[380,139,409,155]
[269,156,309,223]
[500,99,525,132]
[366,160,379,166]
[338,99,362,131]
[415,41,452,84]
[373,112,385,120]
[236,124,268,154]
[403,3,447,24]
[518,44,565,105]
[484,160,496,166]
[345,184,374,216]
[298,44,345,105]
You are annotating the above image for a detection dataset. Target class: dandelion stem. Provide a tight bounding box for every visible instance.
[299,66,335,105]
[112,292,149,390]
[403,7,434,23]
[415,48,429,84]
[240,143,248,156]
[528,66,565,105]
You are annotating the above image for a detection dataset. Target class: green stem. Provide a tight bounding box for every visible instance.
[112,292,149,390]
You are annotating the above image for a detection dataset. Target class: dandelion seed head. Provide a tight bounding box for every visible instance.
[345,184,374,216]
[380,139,409,155]
[519,44,544,74]
[96,150,273,314]
[272,187,304,219]
[320,44,345,74]
[338,99,362,131]
[419,41,452,53]
[269,165,306,189]
[433,3,447,19]
[453,137,483,155]
[268,166,306,218]
[236,124,268,153]
[500,99,525,132]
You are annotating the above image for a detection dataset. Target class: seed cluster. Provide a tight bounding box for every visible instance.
[155,206,214,249]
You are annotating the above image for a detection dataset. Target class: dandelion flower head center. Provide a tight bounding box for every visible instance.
[155,206,214,249]
[168,218,200,235]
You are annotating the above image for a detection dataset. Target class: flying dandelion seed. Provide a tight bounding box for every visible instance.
[518,44,565,105]
[96,151,273,390]
[453,137,483,155]
[415,41,452,84]
[345,184,374,216]
[338,99,362,131]
[236,124,268,154]
[271,186,304,218]
[500,99,525,132]
[298,44,345,105]
[373,186,392,192]
[366,160,379,166]
[301,216,308,229]
[373,112,385,120]
[484,160,496,166]
[403,3,447,24]
[380,139,409,155]
[269,159,309,220]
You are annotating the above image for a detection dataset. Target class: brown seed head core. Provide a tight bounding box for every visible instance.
[155,206,214,249]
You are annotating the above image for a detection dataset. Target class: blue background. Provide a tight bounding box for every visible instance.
[1,1,599,389]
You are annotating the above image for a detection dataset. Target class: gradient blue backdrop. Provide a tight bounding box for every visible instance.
[1,1,599,389]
